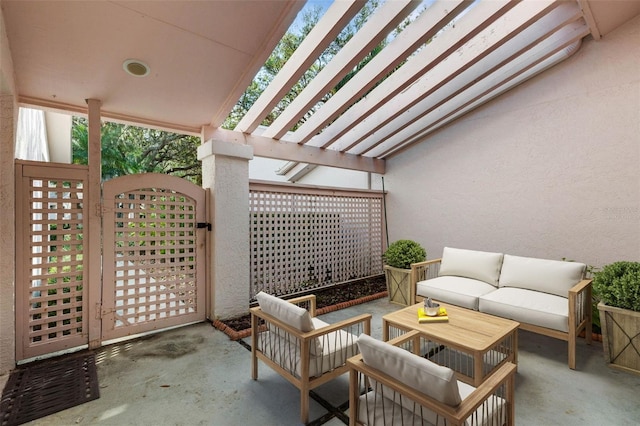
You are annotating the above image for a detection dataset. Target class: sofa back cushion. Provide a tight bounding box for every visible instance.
[256,292,323,355]
[438,247,504,287]
[498,255,585,298]
[357,334,462,407]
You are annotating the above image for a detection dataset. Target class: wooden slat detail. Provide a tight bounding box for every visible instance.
[22,174,88,353]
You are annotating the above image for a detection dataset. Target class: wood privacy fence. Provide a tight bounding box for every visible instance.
[249,181,385,299]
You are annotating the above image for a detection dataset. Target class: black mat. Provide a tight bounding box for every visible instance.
[0,352,100,426]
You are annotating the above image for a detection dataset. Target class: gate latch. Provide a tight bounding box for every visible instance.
[197,222,212,231]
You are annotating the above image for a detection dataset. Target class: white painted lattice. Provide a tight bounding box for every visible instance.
[249,182,384,298]
[109,188,198,330]
[19,172,88,358]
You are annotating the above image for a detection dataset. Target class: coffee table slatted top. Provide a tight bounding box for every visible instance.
[384,303,518,350]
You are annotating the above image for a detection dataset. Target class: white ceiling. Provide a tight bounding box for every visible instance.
[2,0,639,170]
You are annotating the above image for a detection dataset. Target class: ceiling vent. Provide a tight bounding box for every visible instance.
[123,59,150,77]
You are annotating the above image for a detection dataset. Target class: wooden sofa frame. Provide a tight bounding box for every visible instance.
[348,330,516,426]
[411,258,593,369]
[251,294,372,424]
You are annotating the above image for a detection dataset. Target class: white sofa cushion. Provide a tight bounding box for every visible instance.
[479,287,569,332]
[498,255,585,297]
[256,291,323,355]
[357,334,462,406]
[416,276,497,310]
[439,247,504,286]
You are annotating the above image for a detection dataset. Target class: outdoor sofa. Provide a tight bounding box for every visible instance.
[411,247,592,369]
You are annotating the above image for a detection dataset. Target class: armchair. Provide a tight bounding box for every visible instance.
[251,292,372,424]
[348,331,516,426]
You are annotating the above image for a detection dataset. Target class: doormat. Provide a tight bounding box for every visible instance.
[0,352,100,426]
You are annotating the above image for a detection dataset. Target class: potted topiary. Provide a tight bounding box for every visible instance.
[383,240,426,305]
[593,261,640,375]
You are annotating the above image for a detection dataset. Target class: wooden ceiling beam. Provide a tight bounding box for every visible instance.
[260,0,422,140]
[202,127,385,174]
[234,0,366,133]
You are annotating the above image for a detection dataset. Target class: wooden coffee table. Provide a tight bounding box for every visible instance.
[382,302,519,386]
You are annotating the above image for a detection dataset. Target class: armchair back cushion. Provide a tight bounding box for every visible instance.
[255,292,323,355]
[439,247,504,287]
[357,334,462,406]
[498,255,585,297]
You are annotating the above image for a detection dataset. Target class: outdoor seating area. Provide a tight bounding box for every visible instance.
[17,297,640,425]
[1,2,639,425]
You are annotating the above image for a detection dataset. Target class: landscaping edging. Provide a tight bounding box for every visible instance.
[213,290,389,341]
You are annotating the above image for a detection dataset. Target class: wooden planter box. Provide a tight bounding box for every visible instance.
[384,265,414,306]
[598,302,640,375]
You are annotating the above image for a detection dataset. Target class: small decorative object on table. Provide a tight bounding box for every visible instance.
[418,298,448,323]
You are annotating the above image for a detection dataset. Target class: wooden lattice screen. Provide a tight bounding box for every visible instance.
[249,182,385,298]
[16,162,89,359]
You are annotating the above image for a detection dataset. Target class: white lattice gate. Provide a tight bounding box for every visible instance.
[15,161,91,360]
[101,174,207,341]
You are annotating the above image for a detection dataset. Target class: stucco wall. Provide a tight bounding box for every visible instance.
[383,15,640,269]
[0,2,16,377]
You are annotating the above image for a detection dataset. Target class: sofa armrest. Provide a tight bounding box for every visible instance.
[568,278,593,338]
[410,258,442,302]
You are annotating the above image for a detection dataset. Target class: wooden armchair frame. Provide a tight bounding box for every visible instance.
[348,331,516,426]
[251,294,372,424]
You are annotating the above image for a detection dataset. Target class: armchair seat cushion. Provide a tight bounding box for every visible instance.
[258,317,359,377]
[479,287,569,332]
[416,276,497,310]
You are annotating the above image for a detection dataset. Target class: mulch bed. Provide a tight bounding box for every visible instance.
[213,275,388,340]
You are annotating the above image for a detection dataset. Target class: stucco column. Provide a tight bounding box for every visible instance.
[0,94,16,376]
[198,139,253,320]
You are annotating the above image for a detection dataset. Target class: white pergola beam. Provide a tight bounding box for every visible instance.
[235,0,366,133]
[261,0,422,140]
[375,20,590,159]
[354,2,583,156]
[202,127,384,174]
[288,0,473,145]
[327,0,559,154]
[308,0,519,151]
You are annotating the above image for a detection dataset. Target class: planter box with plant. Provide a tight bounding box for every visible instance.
[383,240,426,305]
[593,261,640,375]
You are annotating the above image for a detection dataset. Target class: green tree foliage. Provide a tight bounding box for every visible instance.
[72,117,201,185]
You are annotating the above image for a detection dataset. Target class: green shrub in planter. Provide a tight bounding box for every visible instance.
[383,240,426,269]
[593,261,640,312]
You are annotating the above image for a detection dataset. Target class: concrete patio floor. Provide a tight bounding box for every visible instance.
[20,298,640,425]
